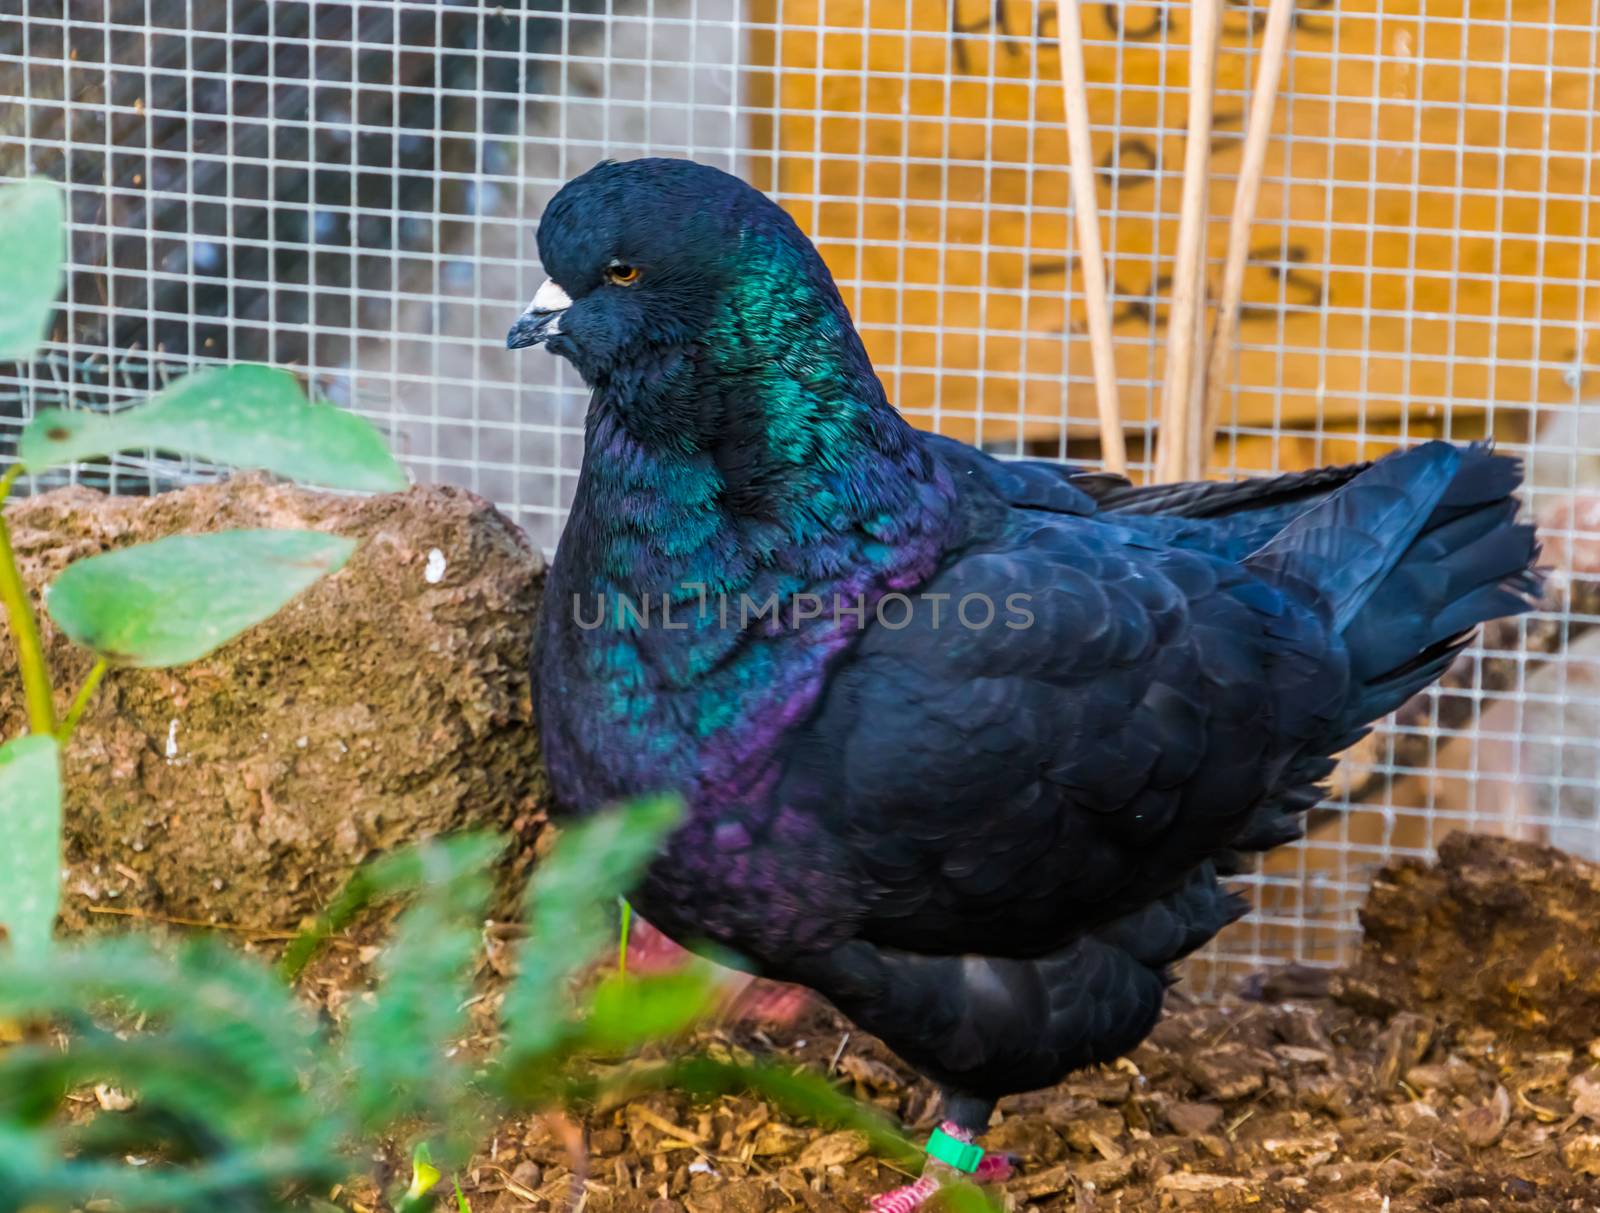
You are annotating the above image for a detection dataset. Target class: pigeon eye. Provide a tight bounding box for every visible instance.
[606,262,641,286]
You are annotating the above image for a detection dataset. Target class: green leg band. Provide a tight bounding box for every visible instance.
[925,1126,984,1174]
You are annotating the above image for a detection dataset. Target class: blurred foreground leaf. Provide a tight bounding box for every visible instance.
[281,832,505,983]
[0,936,337,1209]
[502,795,682,1060]
[0,797,930,1212]
[0,734,61,958]
[18,363,407,492]
[0,180,66,361]
[342,835,504,1141]
[46,529,356,667]
[583,967,718,1052]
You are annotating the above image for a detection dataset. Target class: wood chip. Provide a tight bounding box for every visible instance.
[796,1130,868,1170]
[1561,1134,1600,1177]
[1009,1163,1072,1198]
[1156,1172,1246,1192]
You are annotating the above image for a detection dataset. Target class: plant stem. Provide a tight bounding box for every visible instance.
[618,897,632,979]
[0,463,56,736]
[58,657,108,743]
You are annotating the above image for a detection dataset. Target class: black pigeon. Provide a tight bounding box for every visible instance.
[508,157,1542,1209]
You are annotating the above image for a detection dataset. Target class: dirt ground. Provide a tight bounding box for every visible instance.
[299,835,1600,1213]
[404,989,1600,1213]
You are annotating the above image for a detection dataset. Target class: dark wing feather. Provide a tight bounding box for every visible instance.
[922,436,1398,561]
[920,432,1371,526]
[779,508,1346,960]
[1079,460,1371,518]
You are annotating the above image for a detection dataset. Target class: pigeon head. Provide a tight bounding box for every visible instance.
[508,158,940,538]
[507,158,883,413]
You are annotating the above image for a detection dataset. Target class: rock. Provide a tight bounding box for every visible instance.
[1569,1070,1600,1122]
[1165,1101,1224,1138]
[1274,1007,1334,1051]
[1456,1086,1512,1147]
[0,476,546,931]
[1337,834,1600,1049]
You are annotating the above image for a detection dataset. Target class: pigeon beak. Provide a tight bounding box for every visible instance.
[506,278,572,349]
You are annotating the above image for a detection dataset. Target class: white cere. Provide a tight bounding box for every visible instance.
[164,718,179,758]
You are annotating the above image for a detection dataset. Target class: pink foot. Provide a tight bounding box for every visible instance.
[624,919,692,974]
[625,919,812,1027]
[869,1125,1017,1213]
[974,1152,1016,1183]
[720,977,811,1028]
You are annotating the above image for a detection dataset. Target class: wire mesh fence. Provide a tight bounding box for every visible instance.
[2,0,1598,989]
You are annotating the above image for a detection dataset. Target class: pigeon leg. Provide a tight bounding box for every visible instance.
[869,1092,1015,1213]
[626,919,811,1026]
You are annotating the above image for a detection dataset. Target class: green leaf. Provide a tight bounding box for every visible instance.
[407,1143,442,1201]
[46,529,356,667]
[0,180,66,361]
[502,796,683,1062]
[0,935,345,1209]
[582,968,717,1052]
[0,936,327,1138]
[618,896,632,977]
[343,834,503,1139]
[0,734,61,958]
[940,1182,1001,1213]
[18,363,407,492]
[280,831,507,983]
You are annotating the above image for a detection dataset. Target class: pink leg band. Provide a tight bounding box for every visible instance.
[869,1175,938,1213]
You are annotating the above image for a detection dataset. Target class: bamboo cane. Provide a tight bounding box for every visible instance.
[1154,0,1223,483]
[1055,0,1127,475]
[1199,0,1297,470]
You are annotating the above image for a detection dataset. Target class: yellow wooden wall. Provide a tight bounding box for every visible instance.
[747,0,1600,471]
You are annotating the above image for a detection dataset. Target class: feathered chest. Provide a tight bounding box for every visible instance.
[533,390,961,818]
[535,540,921,815]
